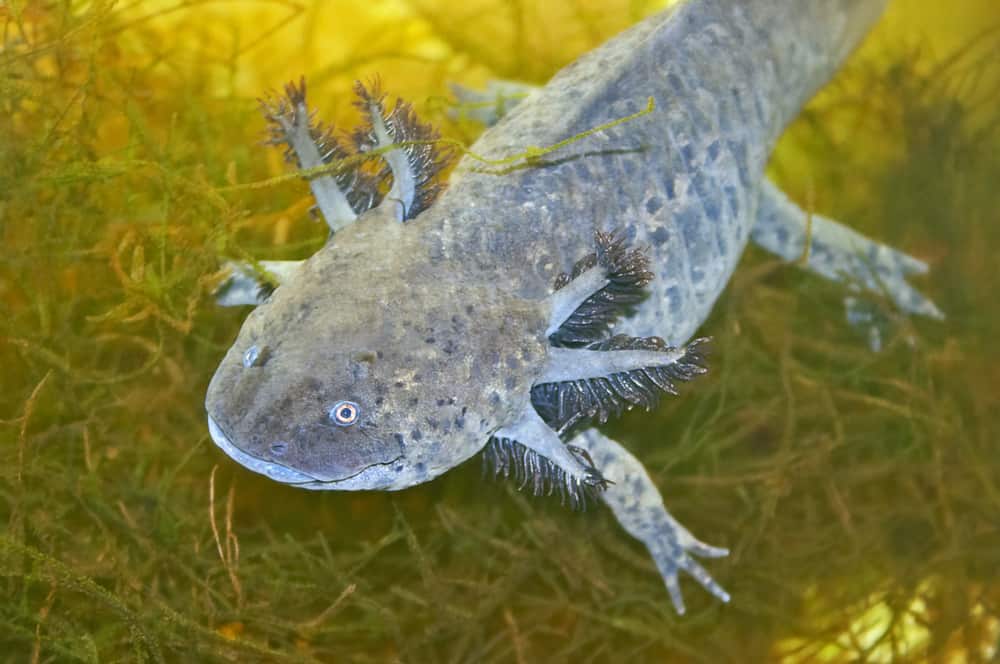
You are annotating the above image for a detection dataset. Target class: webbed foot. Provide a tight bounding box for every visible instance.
[572,428,730,614]
[751,179,944,321]
[214,259,302,307]
[486,232,727,611]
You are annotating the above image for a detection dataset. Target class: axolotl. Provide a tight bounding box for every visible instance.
[206,0,942,613]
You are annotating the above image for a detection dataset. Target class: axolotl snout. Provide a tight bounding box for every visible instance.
[207,0,943,613]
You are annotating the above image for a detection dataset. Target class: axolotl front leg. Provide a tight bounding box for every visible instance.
[489,232,729,612]
[573,428,730,614]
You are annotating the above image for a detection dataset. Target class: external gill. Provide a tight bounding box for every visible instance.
[353,79,452,221]
[260,78,378,232]
[220,77,453,307]
[537,231,709,430]
[487,405,611,511]
[500,231,725,612]
[531,335,710,432]
[546,231,654,346]
[260,77,452,230]
[487,232,709,507]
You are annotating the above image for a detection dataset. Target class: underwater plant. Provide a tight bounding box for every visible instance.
[1,0,998,661]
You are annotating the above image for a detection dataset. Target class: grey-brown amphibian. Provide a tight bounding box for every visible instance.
[206,0,941,613]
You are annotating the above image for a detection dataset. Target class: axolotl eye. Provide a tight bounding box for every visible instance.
[329,400,360,426]
[242,344,269,368]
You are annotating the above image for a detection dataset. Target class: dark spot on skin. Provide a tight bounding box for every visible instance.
[442,340,457,354]
[668,72,684,93]
[353,351,377,364]
[489,392,501,406]
[681,143,695,166]
[270,442,288,456]
[394,433,405,450]
[652,226,670,246]
[409,397,419,406]
[436,398,446,406]
[706,139,721,162]
[664,177,675,199]
[454,417,465,430]
[376,350,384,359]
[415,462,426,474]
[665,285,683,316]
[727,139,750,187]
[465,305,475,315]
[461,406,467,415]
[375,397,384,406]
[449,397,457,405]
[413,374,422,384]
[425,337,436,344]
[426,417,439,430]
[724,184,740,217]
[645,196,663,214]
[693,173,721,222]
[394,381,405,388]
[411,429,423,441]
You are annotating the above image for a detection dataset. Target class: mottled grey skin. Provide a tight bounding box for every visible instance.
[207,0,937,613]
[434,0,891,345]
[208,206,548,490]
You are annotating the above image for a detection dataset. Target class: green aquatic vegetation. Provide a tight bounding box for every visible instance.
[2,1,999,662]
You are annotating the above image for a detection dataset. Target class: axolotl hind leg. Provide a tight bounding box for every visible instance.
[216,79,452,306]
[752,179,944,320]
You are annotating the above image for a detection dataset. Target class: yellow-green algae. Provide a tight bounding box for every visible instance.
[2,1,999,661]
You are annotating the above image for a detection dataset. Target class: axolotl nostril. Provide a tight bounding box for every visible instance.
[206,0,943,614]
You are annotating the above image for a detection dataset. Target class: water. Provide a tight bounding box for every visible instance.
[2,1,998,661]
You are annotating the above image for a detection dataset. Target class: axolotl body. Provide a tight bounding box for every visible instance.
[206,0,942,613]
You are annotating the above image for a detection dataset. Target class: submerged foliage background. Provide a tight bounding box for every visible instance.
[2,0,998,661]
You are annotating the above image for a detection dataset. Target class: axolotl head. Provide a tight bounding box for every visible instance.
[205,219,548,491]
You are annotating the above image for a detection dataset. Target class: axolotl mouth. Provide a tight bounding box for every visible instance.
[206,414,404,491]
